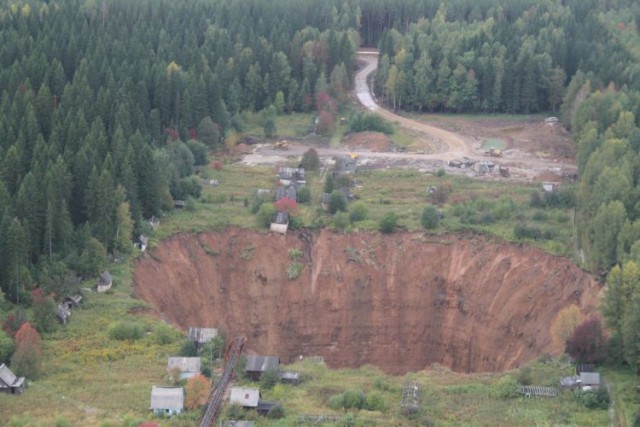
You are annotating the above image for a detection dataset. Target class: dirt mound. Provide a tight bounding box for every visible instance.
[132,229,600,374]
[343,132,392,152]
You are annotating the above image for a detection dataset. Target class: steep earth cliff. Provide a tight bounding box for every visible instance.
[133,229,600,374]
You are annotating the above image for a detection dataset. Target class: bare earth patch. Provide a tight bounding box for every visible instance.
[133,228,600,375]
[342,131,392,152]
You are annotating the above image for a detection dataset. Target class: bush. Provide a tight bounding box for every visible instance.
[256,203,276,228]
[365,392,386,411]
[332,212,351,230]
[300,148,320,171]
[578,387,610,409]
[109,321,144,341]
[565,315,607,364]
[297,186,311,203]
[329,190,347,214]
[186,140,209,166]
[287,263,303,280]
[180,340,198,357]
[288,248,303,261]
[260,369,280,390]
[516,366,532,386]
[494,376,519,399]
[348,112,394,134]
[350,202,368,222]
[342,388,366,409]
[267,404,285,419]
[0,330,14,364]
[421,205,440,229]
[379,212,399,233]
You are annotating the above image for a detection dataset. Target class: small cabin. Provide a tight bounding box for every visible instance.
[229,387,260,408]
[245,355,279,381]
[150,386,184,416]
[166,357,201,380]
[187,327,219,350]
[96,271,113,293]
[0,364,25,394]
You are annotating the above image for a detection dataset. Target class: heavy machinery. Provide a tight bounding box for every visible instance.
[274,140,289,149]
[485,148,502,157]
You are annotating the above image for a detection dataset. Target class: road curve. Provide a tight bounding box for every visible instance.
[354,51,578,178]
[355,51,471,160]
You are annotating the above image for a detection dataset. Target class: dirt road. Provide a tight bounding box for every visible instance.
[242,51,578,181]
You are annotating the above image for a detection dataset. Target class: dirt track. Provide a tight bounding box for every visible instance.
[243,51,578,181]
[133,229,600,374]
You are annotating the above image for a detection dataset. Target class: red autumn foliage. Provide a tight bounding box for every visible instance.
[3,311,27,339]
[316,92,337,113]
[213,160,223,171]
[316,110,335,137]
[165,127,179,141]
[188,127,198,140]
[11,322,43,378]
[185,374,211,409]
[31,288,55,305]
[138,422,159,427]
[617,22,626,30]
[565,315,608,364]
[274,197,299,217]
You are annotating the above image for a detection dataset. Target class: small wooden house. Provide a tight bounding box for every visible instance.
[245,355,279,381]
[0,364,25,394]
[150,386,184,416]
[174,200,186,209]
[270,212,289,235]
[96,271,112,293]
[230,387,260,408]
[222,422,255,427]
[63,294,83,310]
[135,235,149,251]
[187,327,219,350]
[56,304,71,325]
[579,372,601,390]
[167,357,201,380]
[280,371,300,385]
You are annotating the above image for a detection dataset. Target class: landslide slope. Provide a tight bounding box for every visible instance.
[133,229,600,374]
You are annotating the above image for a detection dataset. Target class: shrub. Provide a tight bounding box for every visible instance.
[186,140,209,166]
[365,392,386,411]
[342,388,366,409]
[185,374,211,409]
[288,248,303,261]
[421,205,440,229]
[350,202,368,222]
[257,203,276,228]
[297,186,311,203]
[494,376,519,399]
[180,340,198,357]
[109,321,144,341]
[300,148,320,171]
[154,325,178,345]
[267,404,285,419]
[379,212,398,233]
[260,368,280,390]
[329,190,347,214]
[287,263,303,280]
[516,366,532,386]
[578,387,610,409]
[348,112,394,134]
[332,212,350,230]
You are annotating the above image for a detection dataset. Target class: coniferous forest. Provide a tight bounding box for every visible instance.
[2,0,640,410]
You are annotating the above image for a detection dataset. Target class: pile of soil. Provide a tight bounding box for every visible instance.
[133,229,600,374]
[343,132,392,152]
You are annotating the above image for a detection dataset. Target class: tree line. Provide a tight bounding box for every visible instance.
[0,0,357,305]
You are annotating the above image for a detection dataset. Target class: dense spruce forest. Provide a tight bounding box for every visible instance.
[1,0,640,371]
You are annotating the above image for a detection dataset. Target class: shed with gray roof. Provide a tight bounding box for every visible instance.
[230,387,260,408]
[0,364,25,394]
[150,386,184,416]
[167,357,201,380]
[245,355,279,381]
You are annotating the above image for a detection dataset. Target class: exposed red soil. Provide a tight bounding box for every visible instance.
[342,132,392,152]
[132,228,600,375]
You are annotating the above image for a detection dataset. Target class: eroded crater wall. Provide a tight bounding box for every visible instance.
[132,229,600,374]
